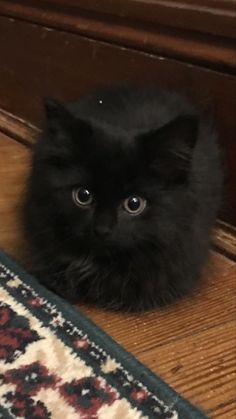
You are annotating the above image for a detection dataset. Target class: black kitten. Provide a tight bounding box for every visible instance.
[24,87,222,311]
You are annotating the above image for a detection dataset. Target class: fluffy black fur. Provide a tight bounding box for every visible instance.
[24,87,222,311]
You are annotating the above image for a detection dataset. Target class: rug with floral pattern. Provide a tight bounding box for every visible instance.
[0,251,207,419]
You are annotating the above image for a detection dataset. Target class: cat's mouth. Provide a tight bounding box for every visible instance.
[91,236,132,258]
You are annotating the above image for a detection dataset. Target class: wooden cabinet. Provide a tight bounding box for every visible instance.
[0,0,235,226]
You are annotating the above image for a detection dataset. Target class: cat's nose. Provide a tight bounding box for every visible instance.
[94,224,111,238]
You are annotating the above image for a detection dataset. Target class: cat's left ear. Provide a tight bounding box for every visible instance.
[138,115,199,179]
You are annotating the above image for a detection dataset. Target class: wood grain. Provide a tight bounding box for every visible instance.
[0,0,235,71]
[0,108,39,147]
[0,132,235,417]
[80,261,236,353]
[0,132,30,259]
[213,222,236,261]
[35,0,236,38]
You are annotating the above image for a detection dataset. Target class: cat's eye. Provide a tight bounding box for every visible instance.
[72,187,93,207]
[123,196,146,215]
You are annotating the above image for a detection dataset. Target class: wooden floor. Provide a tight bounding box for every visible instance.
[0,133,235,418]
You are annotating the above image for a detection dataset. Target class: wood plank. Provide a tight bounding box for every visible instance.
[0,107,39,147]
[33,0,236,39]
[211,401,236,418]
[139,321,236,416]
[213,221,236,261]
[80,260,236,353]
[36,0,236,38]
[0,132,30,259]
[0,0,235,70]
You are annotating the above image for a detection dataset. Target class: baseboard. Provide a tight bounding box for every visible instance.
[213,221,236,262]
[0,108,39,147]
[0,0,235,73]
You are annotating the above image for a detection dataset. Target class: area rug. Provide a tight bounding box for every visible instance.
[0,251,207,419]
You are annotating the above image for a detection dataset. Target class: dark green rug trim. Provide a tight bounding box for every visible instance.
[0,406,15,419]
[0,250,208,418]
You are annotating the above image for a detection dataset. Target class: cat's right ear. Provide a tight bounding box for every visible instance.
[44,97,69,119]
[43,97,92,141]
[43,97,75,136]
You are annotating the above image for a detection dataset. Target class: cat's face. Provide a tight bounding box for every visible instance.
[39,99,198,258]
